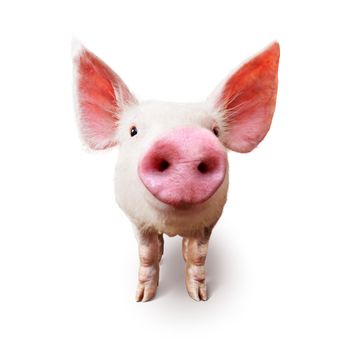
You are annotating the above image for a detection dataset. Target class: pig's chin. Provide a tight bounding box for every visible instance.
[143,187,217,213]
[158,200,203,212]
[170,202,199,210]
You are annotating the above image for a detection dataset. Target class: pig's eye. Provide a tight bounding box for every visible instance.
[130,126,138,137]
[212,126,219,137]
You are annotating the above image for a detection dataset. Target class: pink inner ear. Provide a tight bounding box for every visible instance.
[76,48,135,150]
[218,42,280,153]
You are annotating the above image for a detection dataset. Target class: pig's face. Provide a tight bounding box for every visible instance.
[114,101,229,233]
[73,42,279,234]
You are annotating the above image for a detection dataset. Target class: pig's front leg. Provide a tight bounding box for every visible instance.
[182,228,212,301]
[135,230,161,302]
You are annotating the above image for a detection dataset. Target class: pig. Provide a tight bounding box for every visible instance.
[72,41,280,302]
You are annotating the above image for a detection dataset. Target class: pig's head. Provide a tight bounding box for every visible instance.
[73,42,279,233]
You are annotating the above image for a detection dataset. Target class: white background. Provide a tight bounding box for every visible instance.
[0,0,349,349]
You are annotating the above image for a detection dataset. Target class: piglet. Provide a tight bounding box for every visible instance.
[73,42,280,302]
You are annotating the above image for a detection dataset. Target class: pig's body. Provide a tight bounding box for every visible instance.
[73,42,280,301]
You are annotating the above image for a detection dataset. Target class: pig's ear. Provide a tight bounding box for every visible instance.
[211,42,280,153]
[73,43,137,150]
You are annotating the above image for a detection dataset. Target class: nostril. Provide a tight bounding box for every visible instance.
[197,162,209,174]
[158,159,170,172]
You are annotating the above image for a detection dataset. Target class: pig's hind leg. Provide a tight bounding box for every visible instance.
[135,230,161,302]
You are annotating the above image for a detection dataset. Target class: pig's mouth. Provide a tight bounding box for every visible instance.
[144,189,209,213]
[165,200,199,211]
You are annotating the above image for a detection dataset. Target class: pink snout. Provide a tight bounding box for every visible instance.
[138,128,227,207]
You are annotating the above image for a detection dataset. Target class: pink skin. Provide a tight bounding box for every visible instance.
[138,128,227,207]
